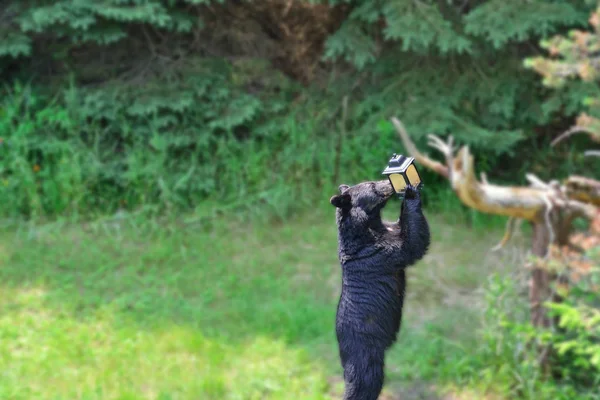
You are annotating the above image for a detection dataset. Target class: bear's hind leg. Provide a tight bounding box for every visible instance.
[341,345,385,400]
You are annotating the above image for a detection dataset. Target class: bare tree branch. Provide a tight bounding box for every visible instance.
[564,176,600,207]
[491,217,522,251]
[551,125,592,147]
[391,117,599,223]
[391,117,449,179]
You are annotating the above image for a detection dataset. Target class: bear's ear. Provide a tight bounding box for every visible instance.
[330,193,351,209]
[338,184,350,193]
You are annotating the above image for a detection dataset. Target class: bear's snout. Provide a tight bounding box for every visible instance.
[375,180,395,198]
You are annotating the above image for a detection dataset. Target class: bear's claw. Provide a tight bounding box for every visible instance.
[404,185,420,200]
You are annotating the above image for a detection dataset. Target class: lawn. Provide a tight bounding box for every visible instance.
[0,201,526,399]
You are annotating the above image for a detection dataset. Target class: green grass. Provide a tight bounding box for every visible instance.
[0,200,526,399]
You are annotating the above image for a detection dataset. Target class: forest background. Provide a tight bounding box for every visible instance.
[1,1,600,399]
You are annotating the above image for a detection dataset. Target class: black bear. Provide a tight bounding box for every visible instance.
[330,180,431,400]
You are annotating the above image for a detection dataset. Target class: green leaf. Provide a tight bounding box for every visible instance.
[382,0,471,53]
[323,22,378,69]
[0,32,32,58]
[464,0,588,49]
[556,340,579,356]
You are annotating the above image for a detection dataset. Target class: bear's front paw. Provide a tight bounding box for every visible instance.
[404,185,420,200]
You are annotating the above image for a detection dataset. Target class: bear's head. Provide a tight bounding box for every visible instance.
[329,180,395,227]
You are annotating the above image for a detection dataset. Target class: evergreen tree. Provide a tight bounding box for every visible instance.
[526,3,600,152]
[0,0,597,217]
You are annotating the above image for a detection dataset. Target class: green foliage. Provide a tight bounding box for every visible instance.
[323,23,378,70]
[7,1,198,51]
[464,0,588,49]
[546,302,600,379]
[381,0,471,53]
[0,33,31,58]
[542,245,600,384]
[461,261,600,400]
[320,0,597,183]
[525,4,600,148]
[0,65,300,218]
[0,0,598,219]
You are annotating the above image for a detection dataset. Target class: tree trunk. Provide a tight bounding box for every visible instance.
[530,220,553,328]
[529,220,553,374]
[529,211,572,374]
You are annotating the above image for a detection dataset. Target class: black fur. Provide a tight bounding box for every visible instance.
[330,180,431,400]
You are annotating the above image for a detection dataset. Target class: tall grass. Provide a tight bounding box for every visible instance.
[0,83,386,220]
[0,82,536,225]
[1,80,596,226]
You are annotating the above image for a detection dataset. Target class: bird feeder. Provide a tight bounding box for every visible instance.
[381,153,423,196]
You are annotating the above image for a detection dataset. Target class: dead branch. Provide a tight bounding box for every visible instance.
[492,217,523,251]
[551,125,593,147]
[391,117,599,224]
[391,118,449,179]
[564,176,600,207]
[393,117,551,222]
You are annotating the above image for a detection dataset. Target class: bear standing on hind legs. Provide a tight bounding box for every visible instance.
[330,180,431,400]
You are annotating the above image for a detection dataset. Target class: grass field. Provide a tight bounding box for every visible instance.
[0,200,528,400]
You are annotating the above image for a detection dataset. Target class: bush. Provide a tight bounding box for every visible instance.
[0,0,598,219]
[0,80,420,219]
[464,247,600,400]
